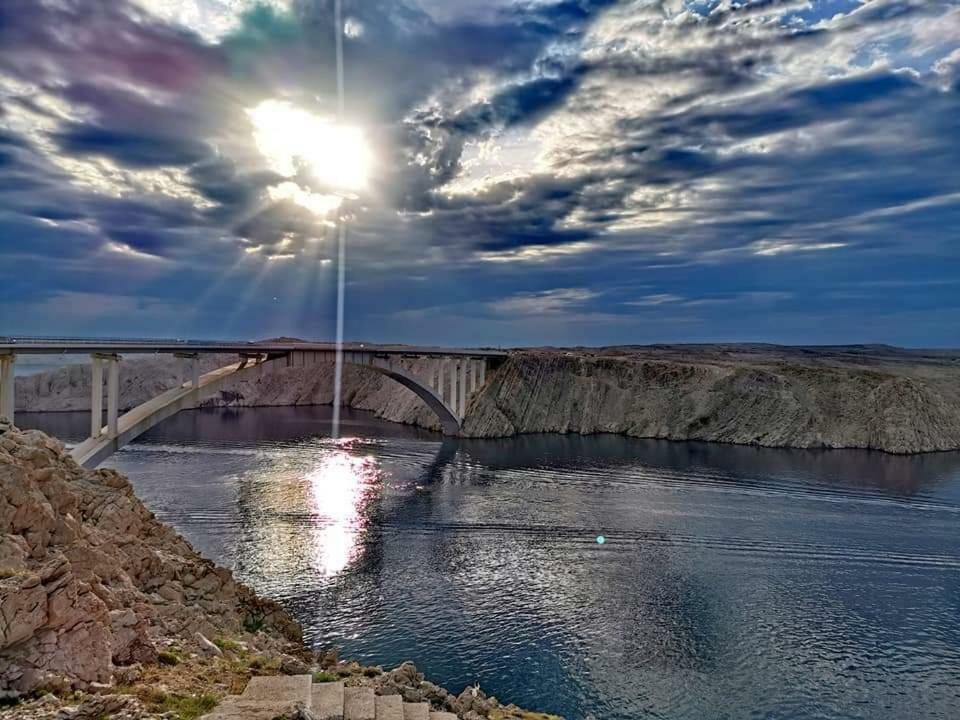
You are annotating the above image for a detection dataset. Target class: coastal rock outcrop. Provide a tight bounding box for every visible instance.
[462,349,960,453]
[0,418,301,694]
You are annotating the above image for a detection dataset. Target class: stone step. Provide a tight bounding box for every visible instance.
[428,713,458,720]
[375,694,404,720]
[312,681,345,720]
[344,686,376,720]
[201,696,303,720]
[401,704,429,720]
[240,674,313,707]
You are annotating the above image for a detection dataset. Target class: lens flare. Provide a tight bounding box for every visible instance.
[248,99,372,192]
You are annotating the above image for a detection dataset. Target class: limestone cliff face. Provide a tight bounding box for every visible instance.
[0,419,301,694]
[461,351,960,454]
[15,346,960,453]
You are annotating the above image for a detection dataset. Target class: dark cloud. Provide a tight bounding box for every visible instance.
[52,124,213,168]
[0,0,222,90]
[189,159,282,211]
[232,200,324,247]
[449,75,580,134]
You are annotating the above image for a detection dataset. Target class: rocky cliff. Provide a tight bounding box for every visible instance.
[15,344,960,454]
[462,348,960,454]
[0,417,301,697]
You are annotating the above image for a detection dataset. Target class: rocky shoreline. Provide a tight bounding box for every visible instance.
[462,346,960,454]
[14,344,960,454]
[0,420,558,719]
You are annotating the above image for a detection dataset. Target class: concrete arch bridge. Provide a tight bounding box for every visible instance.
[0,339,507,468]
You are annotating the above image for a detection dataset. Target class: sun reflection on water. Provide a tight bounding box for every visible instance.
[306,445,377,576]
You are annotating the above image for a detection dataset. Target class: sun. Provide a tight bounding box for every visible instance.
[247,99,372,192]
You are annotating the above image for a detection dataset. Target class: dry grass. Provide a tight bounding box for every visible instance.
[113,644,287,715]
[489,710,563,720]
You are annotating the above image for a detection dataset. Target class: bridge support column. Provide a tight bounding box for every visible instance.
[106,355,120,439]
[176,353,201,408]
[176,353,201,389]
[0,353,15,425]
[448,360,456,416]
[90,355,104,439]
[441,359,451,409]
[468,359,477,395]
[478,359,486,387]
[458,359,467,419]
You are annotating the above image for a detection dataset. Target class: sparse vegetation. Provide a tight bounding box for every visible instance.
[131,685,169,706]
[313,671,338,683]
[242,612,266,634]
[212,636,242,653]
[158,649,182,666]
[247,654,281,674]
[158,693,218,720]
[489,710,563,720]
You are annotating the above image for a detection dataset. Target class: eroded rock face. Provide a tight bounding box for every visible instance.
[0,420,302,693]
[461,350,960,454]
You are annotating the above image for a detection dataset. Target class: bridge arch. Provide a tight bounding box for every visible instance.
[356,360,460,435]
[64,349,485,468]
[71,358,267,468]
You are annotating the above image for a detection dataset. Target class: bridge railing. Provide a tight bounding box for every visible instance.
[0,336,241,346]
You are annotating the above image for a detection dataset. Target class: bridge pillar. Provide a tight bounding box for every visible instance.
[440,358,457,414]
[176,353,201,388]
[176,353,201,409]
[468,359,477,395]
[90,355,104,439]
[106,355,120,439]
[478,359,486,387]
[0,353,15,425]
[458,359,467,418]
[447,359,456,416]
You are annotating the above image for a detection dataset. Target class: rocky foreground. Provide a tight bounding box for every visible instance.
[15,344,960,453]
[0,420,557,719]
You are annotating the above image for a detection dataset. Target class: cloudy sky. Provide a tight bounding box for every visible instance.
[1,0,958,347]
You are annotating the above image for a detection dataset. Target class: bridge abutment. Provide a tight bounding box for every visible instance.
[0,353,15,425]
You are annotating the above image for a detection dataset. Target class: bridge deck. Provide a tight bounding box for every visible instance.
[1,339,499,465]
[0,338,508,358]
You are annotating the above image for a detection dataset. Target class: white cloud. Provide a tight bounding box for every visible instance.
[475,241,597,264]
[132,0,293,40]
[104,241,170,262]
[626,294,684,306]
[750,240,847,256]
[488,287,599,315]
